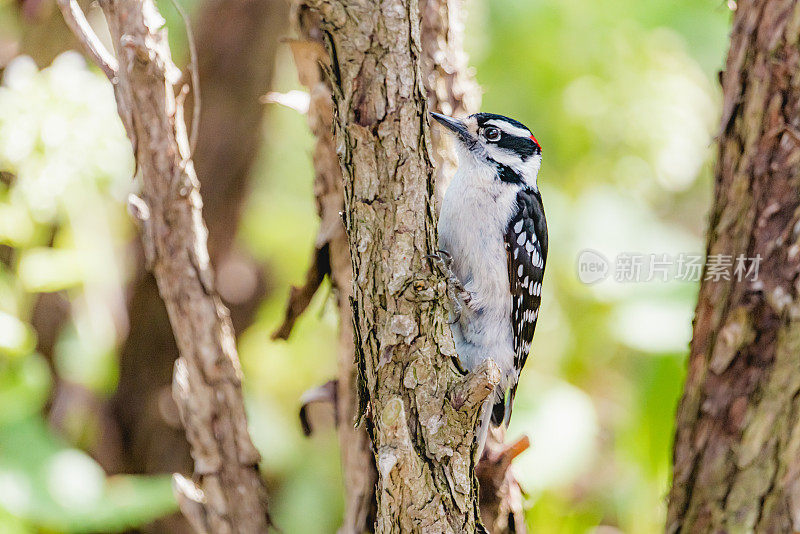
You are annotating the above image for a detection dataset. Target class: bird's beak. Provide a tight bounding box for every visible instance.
[430,112,473,145]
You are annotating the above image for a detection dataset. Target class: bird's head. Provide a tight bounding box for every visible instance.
[431,112,542,190]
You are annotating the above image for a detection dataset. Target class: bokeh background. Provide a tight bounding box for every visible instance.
[0,0,731,532]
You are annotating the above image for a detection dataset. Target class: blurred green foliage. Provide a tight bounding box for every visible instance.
[468,1,728,532]
[0,0,730,532]
[0,53,176,532]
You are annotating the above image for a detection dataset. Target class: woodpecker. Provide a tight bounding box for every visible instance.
[431,112,547,452]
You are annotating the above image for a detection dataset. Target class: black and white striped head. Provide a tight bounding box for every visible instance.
[431,112,542,190]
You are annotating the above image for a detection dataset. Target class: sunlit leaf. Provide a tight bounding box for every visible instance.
[18,248,84,292]
[0,204,35,247]
[0,311,36,358]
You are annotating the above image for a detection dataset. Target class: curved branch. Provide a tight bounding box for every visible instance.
[55,0,118,79]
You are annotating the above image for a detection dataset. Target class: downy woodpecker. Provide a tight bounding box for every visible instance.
[431,112,547,453]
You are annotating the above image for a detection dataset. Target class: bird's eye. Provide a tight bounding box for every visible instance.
[484,127,501,142]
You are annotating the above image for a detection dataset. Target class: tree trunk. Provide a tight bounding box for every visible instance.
[57,0,272,531]
[282,0,483,530]
[283,0,527,531]
[667,1,800,532]
[302,1,500,532]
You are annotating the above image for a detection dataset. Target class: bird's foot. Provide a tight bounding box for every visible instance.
[429,250,472,323]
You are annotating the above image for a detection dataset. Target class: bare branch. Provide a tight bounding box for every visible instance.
[61,0,272,530]
[298,379,337,436]
[55,0,118,79]
[272,243,329,340]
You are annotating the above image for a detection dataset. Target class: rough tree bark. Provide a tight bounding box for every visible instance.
[279,0,527,531]
[299,1,500,532]
[667,2,800,532]
[57,0,272,532]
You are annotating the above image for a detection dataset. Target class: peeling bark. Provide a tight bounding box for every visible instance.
[667,2,800,532]
[302,1,497,531]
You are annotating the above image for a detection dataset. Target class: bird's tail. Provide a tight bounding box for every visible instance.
[476,399,493,459]
[490,385,517,428]
[479,386,518,458]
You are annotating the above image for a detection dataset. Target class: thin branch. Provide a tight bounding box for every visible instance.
[298,379,337,436]
[168,0,201,155]
[55,0,118,80]
[272,243,329,340]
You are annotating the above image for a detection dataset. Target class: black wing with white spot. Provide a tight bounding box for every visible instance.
[495,188,547,425]
[507,188,547,369]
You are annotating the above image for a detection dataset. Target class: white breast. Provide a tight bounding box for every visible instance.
[437,156,518,383]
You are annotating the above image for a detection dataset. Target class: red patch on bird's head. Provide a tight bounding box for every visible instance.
[530,134,541,150]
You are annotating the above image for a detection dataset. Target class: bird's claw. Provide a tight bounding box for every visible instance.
[427,250,453,272]
[429,250,458,285]
[448,300,462,325]
[429,250,472,323]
